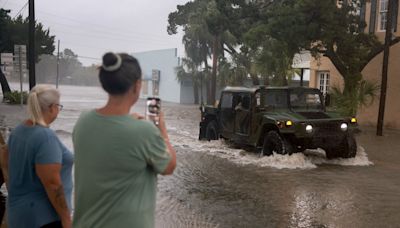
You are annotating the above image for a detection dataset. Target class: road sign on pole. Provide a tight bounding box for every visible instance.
[13,45,28,74]
[0,53,14,77]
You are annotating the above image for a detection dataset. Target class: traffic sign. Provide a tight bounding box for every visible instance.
[1,53,14,77]
[13,45,28,73]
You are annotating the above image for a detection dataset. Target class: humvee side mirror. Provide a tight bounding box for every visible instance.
[325,94,331,107]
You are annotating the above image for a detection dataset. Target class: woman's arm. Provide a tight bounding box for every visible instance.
[157,112,176,175]
[36,164,72,228]
[0,133,8,189]
[0,145,9,189]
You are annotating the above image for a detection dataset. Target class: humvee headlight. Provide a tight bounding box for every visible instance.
[351,117,357,123]
[285,120,293,126]
[305,125,313,133]
[340,123,348,131]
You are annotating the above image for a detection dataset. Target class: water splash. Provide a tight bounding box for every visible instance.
[171,132,373,170]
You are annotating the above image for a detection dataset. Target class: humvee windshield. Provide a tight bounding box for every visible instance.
[257,88,323,111]
[289,88,323,111]
[262,90,288,108]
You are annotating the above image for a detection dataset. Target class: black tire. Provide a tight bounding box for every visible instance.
[205,121,218,141]
[261,131,294,156]
[296,145,306,153]
[340,134,357,158]
[325,134,357,159]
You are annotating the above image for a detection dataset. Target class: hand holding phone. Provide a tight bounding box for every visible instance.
[146,97,161,125]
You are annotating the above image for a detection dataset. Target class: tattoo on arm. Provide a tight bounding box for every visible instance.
[54,186,68,210]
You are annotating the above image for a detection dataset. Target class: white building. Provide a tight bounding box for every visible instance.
[133,48,187,103]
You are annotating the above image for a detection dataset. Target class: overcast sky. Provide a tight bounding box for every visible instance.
[1,0,189,65]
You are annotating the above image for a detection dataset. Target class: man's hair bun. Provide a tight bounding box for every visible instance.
[102,52,122,72]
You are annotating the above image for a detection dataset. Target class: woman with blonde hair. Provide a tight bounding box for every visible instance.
[4,84,73,228]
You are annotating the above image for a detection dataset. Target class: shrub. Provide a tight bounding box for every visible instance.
[330,80,379,117]
[3,90,28,104]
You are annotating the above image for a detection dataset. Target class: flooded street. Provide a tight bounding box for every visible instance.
[2,85,400,227]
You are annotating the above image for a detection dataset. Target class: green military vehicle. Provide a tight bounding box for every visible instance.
[199,86,358,159]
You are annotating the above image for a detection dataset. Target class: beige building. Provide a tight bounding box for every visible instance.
[308,0,400,129]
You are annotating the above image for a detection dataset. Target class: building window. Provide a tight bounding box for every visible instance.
[318,72,330,95]
[379,0,389,31]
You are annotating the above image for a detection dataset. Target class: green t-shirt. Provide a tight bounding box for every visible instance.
[72,110,171,228]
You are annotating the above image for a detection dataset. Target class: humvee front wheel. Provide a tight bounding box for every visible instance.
[261,131,294,156]
[205,121,218,141]
[325,134,357,159]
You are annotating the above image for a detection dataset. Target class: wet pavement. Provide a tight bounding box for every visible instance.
[1,85,400,227]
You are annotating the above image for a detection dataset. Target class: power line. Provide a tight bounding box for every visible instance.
[42,19,173,43]
[4,1,183,63]
[57,41,107,51]
[51,52,101,61]
[50,28,173,47]
[6,1,181,50]
[37,10,172,39]
[75,55,101,61]
[6,1,177,40]
[13,1,28,19]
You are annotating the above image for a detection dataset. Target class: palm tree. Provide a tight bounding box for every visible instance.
[175,58,205,104]
[330,79,379,116]
[168,0,240,105]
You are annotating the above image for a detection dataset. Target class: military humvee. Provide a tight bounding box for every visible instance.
[199,86,358,159]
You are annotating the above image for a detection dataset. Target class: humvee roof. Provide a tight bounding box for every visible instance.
[223,86,320,93]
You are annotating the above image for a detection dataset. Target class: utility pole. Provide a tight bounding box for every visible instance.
[28,0,35,90]
[56,40,60,88]
[210,36,218,105]
[377,0,393,136]
[300,68,304,87]
[18,46,23,106]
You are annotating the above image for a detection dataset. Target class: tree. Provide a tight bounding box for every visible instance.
[264,1,382,88]
[330,80,379,116]
[0,9,12,94]
[59,48,82,83]
[175,58,204,104]
[168,0,239,105]
[244,0,396,115]
[36,49,98,86]
[0,9,55,95]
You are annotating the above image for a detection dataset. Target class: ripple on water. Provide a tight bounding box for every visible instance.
[156,194,219,228]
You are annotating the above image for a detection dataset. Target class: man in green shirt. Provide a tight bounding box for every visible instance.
[73,52,176,228]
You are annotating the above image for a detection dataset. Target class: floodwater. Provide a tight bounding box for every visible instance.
[1,85,400,228]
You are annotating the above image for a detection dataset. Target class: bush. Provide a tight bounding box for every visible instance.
[3,90,28,104]
[330,80,379,117]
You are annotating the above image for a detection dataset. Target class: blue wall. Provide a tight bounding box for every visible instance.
[132,48,181,103]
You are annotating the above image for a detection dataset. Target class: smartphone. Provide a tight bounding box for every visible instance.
[145,97,161,126]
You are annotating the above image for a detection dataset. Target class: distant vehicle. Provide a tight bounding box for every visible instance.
[199,86,358,159]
